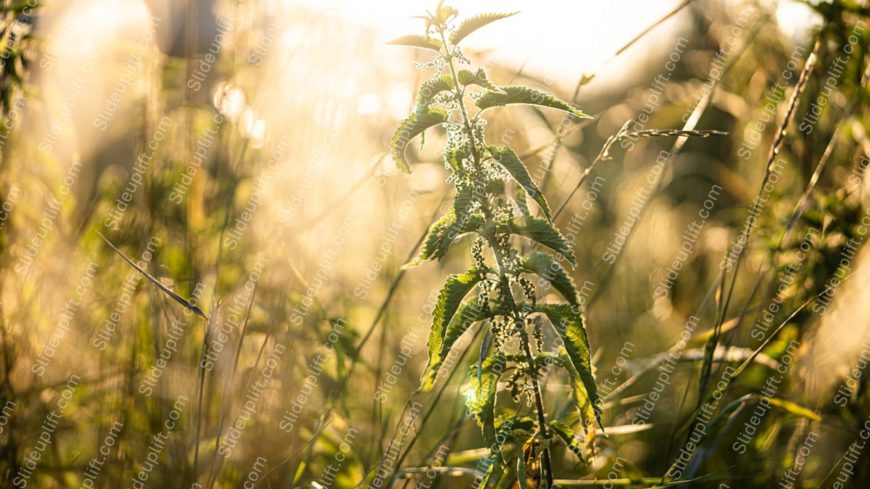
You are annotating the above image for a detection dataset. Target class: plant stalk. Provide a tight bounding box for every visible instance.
[436,25,554,487]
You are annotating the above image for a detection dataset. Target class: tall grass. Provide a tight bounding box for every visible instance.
[1,1,869,488]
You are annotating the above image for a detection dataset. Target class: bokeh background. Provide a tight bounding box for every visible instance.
[0,0,869,487]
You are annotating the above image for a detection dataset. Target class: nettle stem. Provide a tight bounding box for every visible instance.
[392,9,599,486]
[437,25,555,487]
[490,241,554,488]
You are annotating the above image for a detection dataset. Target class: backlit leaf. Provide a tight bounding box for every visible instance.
[420,270,483,390]
[488,146,551,219]
[457,68,502,92]
[403,188,482,268]
[421,299,497,390]
[466,351,505,444]
[505,216,576,266]
[391,106,448,173]
[476,85,592,119]
[414,75,454,114]
[433,270,481,340]
[541,304,600,427]
[405,208,457,268]
[450,12,518,45]
[521,251,579,305]
[386,34,442,52]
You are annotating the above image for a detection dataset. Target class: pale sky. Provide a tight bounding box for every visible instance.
[291,0,819,94]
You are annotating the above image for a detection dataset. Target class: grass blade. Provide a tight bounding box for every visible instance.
[98,232,207,319]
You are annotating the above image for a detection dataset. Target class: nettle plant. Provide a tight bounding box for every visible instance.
[390,4,601,486]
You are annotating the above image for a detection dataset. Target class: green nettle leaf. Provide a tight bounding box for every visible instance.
[422,270,483,387]
[488,146,551,219]
[457,68,503,92]
[436,4,457,24]
[476,85,592,119]
[391,107,448,173]
[386,34,442,52]
[404,188,483,268]
[405,208,458,268]
[466,352,505,444]
[521,251,579,305]
[516,188,532,219]
[506,216,576,266]
[414,75,454,114]
[444,304,493,359]
[421,300,497,390]
[433,270,481,336]
[541,304,601,425]
[450,12,518,45]
[396,4,603,477]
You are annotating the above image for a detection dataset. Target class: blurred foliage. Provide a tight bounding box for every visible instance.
[0,0,869,488]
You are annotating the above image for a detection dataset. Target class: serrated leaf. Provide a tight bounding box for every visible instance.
[421,270,482,388]
[541,304,600,427]
[414,74,454,114]
[403,189,482,268]
[405,208,457,268]
[450,12,518,45]
[420,301,510,392]
[436,4,457,24]
[421,300,496,390]
[466,352,504,445]
[521,251,579,305]
[433,270,481,340]
[457,68,503,92]
[403,211,484,268]
[476,85,592,119]
[386,34,442,52]
[550,417,595,458]
[391,107,448,173]
[488,146,551,219]
[505,216,576,266]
